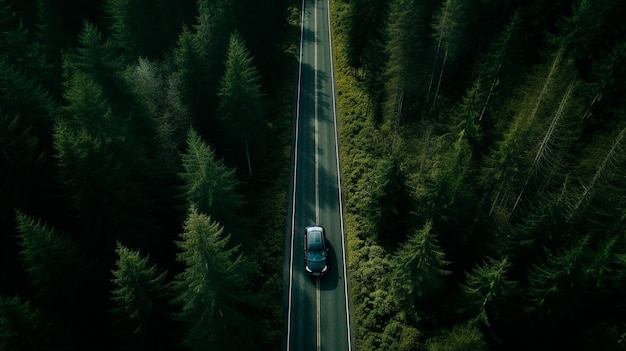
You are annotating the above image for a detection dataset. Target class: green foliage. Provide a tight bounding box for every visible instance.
[217,32,266,175]
[425,321,488,351]
[461,257,517,327]
[383,0,437,123]
[170,207,258,351]
[110,242,170,337]
[179,128,245,237]
[15,211,85,308]
[369,155,416,247]
[106,0,183,60]
[0,295,49,350]
[391,221,450,309]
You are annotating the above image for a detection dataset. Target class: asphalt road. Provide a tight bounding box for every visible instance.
[283,0,352,350]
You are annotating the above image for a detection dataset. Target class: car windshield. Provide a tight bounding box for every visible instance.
[307,250,326,262]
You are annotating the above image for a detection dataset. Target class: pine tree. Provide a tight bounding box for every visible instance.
[0,295,50,350]
[15,211,95,349]
[383,0,437,124]
[425,0,466,118]
[130,57,191,172]
[170,207,257,351]
[179,128,244,237]
[390,222,450,311]
[369,155,416,247]
[526,236,590,347]
[346,0,390,71]
[461,257,518,327]
[105,0,183,60]
[110,242,171,349]
[217,32,265,176]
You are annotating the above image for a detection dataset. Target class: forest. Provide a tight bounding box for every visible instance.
[2,0,626,350]
[1,0,295,350]
[331,0,626,350]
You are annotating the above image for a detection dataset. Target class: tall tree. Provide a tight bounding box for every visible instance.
[170,207,258,351]
[179,128,244,238]
[174,0,236,141]
[461,257,518,327]
[425,0,467,118]
[130,57,191,172]
[110,242,172,350]
[105,0,184,60]
[217,32,266,176]
[383,0,437,125]
[15,211,96,350]
[369,155,416,247]
[0,295,50,350]
[390,221,450,311]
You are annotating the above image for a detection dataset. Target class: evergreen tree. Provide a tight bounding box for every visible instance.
[130,57,191,172]
[383,0,437,124]
[461,257,518,327]
[175,0,236,141]
[425,321,488,351]
[0,295,49,350]
[526,236,590,348]
[346,0,389,70]
[0,0,50,85]
[391,222,450,311]
[15,211,96,349]
[170,207,257,351]
[179,128,244,239]
[425,0,467,118]
[217,32,266,176]
[427,129,478,246]
[105,0,183,60]
[369,156,416,247]
[34,0,66,95]
[110,242,172,350]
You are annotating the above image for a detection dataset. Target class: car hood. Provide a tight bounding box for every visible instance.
[307,257,327,272]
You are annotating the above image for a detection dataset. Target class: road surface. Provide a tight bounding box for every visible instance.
[283,0,352,350]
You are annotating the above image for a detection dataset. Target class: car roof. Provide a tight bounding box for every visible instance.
[306,226,325,250]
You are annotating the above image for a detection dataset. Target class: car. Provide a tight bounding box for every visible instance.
[304,225,329,276]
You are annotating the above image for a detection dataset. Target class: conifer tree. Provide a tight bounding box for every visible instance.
[217,32,265,176]
[176,0,236,141]
[170,207,257,351]
[383,0,437,124]
[390,222,450,310]
[110,242,171,349]
[0,0,50,85]
[105,0,183,60]
[425,0,466,118]
[461,257,517,327]
[346,0,390,71]
[15,211,95,349]
[369,156,416,247]
[0,295,49,350]
[179,128,244,237]
[130,57,191,172]
[526,236,590,344]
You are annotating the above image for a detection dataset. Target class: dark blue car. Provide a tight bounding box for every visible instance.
[304,225,329,276]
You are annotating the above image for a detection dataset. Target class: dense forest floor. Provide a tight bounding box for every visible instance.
[331,0,626,350]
